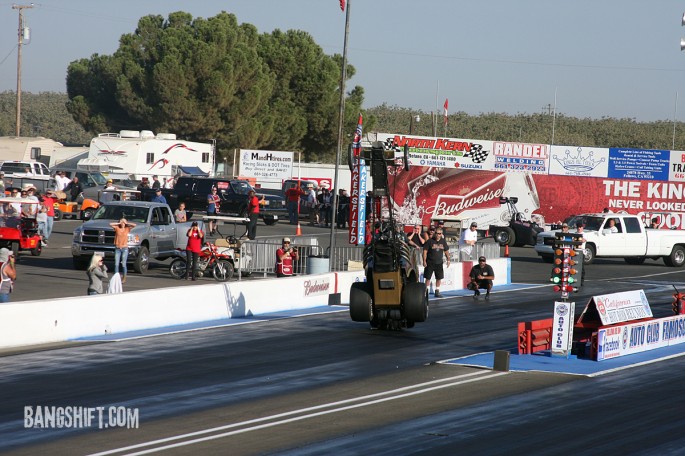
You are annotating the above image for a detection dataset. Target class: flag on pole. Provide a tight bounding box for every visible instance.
[352,113,363,157]
[340,0,346,12]
[443,98,449,127]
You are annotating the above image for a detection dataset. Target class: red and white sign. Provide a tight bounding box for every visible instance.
[581,290,653,326]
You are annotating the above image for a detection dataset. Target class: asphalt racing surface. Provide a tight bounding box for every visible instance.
[3,220,685,455]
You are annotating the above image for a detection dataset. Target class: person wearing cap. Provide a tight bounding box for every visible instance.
[0,247,16,302]
[560,222,570,233]
[458,221,479,260]
[650,217,660,229]
[245,189,260,240]
[275,237,298,277]
[185,221,204,280]
[468,256,495,299]
[423,227,450,298]
[151,187,167,205]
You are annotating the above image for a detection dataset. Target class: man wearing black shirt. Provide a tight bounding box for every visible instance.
[422,228,450,298]
[468,256,495,299]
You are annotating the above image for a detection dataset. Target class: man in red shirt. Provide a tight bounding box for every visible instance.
[185,221,204,280]
[246,189,260,240]
[275,237,298,277]
[285,184,306,225]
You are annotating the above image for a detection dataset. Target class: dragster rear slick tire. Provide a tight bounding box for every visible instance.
[350,282,373,322]
[403,282,428,323]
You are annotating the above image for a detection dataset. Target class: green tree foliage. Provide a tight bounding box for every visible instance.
[65,11,367,163]
[0,91,90,144]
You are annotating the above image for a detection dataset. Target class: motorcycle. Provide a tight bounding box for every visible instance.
[169,242,234,282]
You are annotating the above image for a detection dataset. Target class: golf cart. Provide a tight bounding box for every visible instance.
[0,197,43,260]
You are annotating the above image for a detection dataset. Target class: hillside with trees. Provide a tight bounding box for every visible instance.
[0,10,683,161]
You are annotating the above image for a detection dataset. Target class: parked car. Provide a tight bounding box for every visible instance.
[71,201,195,273]
[147,176,286,225]
[535,213,685,266]
[0,161,51,180]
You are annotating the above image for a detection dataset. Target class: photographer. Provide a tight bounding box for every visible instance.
[275,237,298,277]
[185,221,204,281]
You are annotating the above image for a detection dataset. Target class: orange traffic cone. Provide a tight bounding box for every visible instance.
[295,222,302,236]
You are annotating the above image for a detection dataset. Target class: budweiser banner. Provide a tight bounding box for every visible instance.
[369,132,685,229]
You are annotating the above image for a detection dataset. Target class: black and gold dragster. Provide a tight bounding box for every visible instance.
[348,141,429,330]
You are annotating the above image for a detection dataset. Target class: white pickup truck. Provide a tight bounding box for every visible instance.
[534,213,685,267]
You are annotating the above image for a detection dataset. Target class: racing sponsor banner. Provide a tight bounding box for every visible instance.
[377,133,495,171]
[371,132,685,229]
[608,148,670,181]
[551,301,575,358]
[578,290,652,327]
[597,314,685,361]
[237,149,293,181]
[548,145,609,178]
[668,150,685,182]
[348,159,367,245]
[492,141,549,174]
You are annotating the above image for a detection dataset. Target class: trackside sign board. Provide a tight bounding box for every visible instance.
[237,149,293,181]
[577,290,653,326]
[597,315,685,361]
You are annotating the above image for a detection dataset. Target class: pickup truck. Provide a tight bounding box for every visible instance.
[534,213,685,267]
[71,201,196,273]
[143,177,286,225]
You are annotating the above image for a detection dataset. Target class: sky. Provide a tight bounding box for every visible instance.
[1,0,685,123]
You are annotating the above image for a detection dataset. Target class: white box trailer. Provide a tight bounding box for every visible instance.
[88,130,215,181]
[0,136,63,164]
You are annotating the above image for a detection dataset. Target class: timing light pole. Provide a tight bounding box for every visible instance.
[13,3,33,137]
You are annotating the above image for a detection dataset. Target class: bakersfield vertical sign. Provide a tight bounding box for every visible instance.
[349,159,367,244]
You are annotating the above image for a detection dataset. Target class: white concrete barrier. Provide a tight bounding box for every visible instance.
[0,258,511,350]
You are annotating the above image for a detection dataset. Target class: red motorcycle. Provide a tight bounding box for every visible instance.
[169,242,234,282]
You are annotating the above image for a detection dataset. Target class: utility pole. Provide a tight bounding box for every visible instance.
[13,3,34,137]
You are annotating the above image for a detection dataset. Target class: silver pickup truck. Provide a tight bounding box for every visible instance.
[71,201,196,273]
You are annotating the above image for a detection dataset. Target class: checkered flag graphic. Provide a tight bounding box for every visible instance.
[463,144,489,164]
[382,138,401,153]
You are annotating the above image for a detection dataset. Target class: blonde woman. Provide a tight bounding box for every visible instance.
[87,254,108,295]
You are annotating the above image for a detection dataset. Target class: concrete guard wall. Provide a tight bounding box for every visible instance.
[0,258,510,349]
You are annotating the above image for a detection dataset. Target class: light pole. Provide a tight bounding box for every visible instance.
[409,114,420,134]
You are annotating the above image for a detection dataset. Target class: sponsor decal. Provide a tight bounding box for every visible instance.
[304,278,330,296]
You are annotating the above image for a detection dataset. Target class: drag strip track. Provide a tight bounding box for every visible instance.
[4,249,685,454]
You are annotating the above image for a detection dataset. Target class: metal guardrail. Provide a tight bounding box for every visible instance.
[237,238,500,277]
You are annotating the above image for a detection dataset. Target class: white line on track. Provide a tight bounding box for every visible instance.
[89,370,507,456]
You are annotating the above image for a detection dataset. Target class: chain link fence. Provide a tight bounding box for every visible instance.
[236,236,500,277]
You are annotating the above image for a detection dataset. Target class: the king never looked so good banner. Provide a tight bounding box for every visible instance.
[373,132,685,229]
